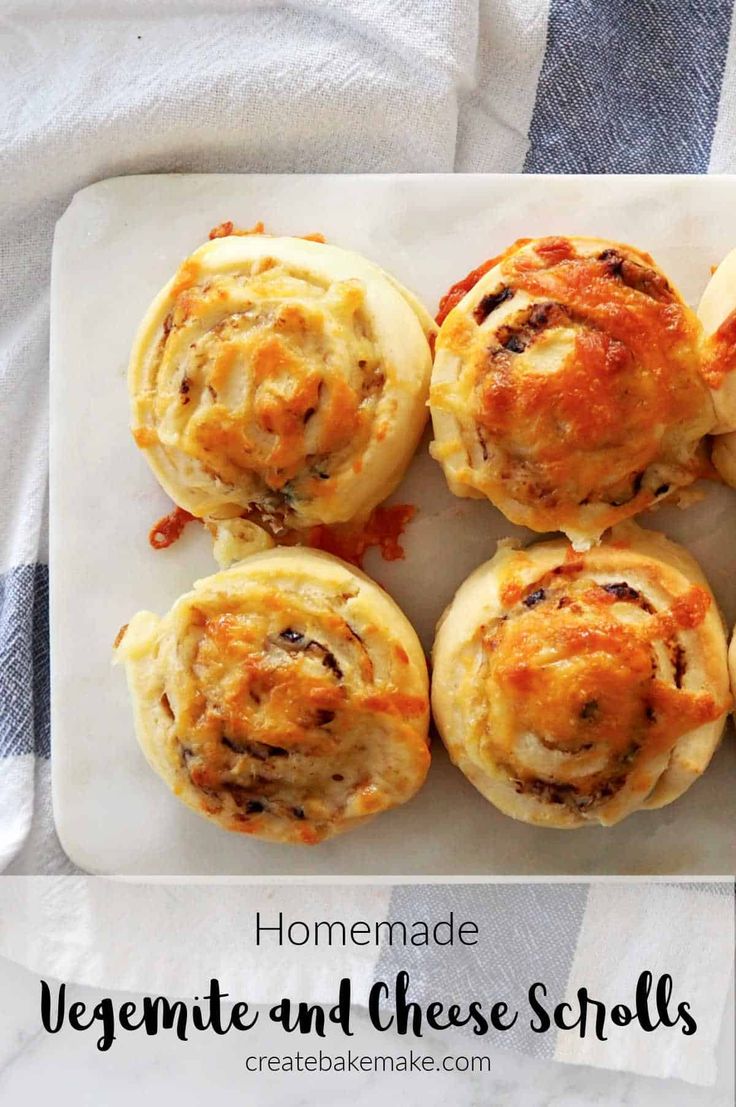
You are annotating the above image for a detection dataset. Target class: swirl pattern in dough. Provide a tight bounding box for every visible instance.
[430,236,714,547]
[129,233,434,527]
[432,523,730,828]
[115,547,430,843]
[698,245,736,482]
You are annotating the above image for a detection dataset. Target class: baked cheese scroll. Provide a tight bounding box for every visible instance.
[698,246,736,482]
[432,523,730,828]
[698,245,736,435]
[430,236,714,548]
[129,234,435,528]
[115,548,430,843]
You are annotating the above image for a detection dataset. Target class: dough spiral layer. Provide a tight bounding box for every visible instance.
[115,548,430,843]
[430,236,714,547]
[698,245,736,482]
[129,233,434,527]
[698,244,736,435]
[432,523,730,828]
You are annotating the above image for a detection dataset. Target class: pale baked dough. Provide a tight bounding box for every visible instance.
[430,236,715,548]
[115,547,430,843]
[712,434,736,487]
[129,233,435,527]
[697,245,736,435]
[432,522,730,828]
[207,517,275,569]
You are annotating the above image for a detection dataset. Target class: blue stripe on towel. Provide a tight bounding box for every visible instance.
[525,0,734,173]
[0,564,50,759]
[381,883,589,1057]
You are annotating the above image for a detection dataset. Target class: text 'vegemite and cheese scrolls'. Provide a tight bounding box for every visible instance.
[129,234,435,529]
[430,236,716,548]
[432,523,731,829]
[115,548,430,844]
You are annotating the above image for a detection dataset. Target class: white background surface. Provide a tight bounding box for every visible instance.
[0,954,732,1106]
[50,173,736,876]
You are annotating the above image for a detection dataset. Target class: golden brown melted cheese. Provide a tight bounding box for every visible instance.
[697,244,736,436]
[115,547,430,844]
[431,523,730,828]
[481,578,718,809]
[430,236,715,546]
[129,234,434,529]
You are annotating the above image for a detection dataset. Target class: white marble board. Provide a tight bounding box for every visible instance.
[49,173,736,875]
